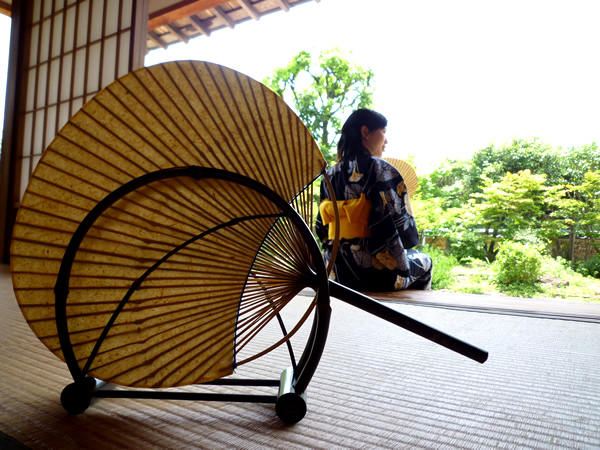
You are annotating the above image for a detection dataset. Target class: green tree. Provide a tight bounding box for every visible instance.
[419,138,564,207]
[561,143,600,185]
[418,158,471,207]
[463,170,549,260]
[541,144,600,261]
[547,170,600,262]
[412,196,461,246]
[466,137,563,193]
[263,48,374,164]
[577,171,600,244]
[417,139,599,264]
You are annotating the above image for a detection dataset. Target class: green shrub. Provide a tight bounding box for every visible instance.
[494,241,543,284]
[511,228,548,254]
[542,255,579,279]
[448,230,488,262]
[420,244,458,290]
[575,254,600,279]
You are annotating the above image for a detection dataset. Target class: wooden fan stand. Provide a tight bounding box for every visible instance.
[55,166,331,424]
[54,166,487,424]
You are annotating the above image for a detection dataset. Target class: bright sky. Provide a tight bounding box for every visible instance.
[2,1,599,172]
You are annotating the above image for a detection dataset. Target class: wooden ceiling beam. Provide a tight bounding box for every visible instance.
[148,0,230,31]
[166,24,190,43]
[148,31,168,50]
[189,15,211,37]
[0,0,11,16]
[210,6,235,29]
[147,0,319,50]
[273,0,290,13]
[237,0,261,21]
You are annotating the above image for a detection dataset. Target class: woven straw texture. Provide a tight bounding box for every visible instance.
[2,265,600,449]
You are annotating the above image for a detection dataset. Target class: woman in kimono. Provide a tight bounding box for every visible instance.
[316,109,432,291]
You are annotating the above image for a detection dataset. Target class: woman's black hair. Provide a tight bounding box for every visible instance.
[337,109,388,161]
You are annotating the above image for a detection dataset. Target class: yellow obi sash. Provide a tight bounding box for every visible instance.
[319,193,372,240]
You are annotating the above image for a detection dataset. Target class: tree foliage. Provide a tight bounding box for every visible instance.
[561,143,600,185]
[464,170,550,260]
[418,138,564,208]
[263,48,374,163]
[466,138,564,193]
[417,158,471,208]
[547,170,600,261]
[416,138,600,265]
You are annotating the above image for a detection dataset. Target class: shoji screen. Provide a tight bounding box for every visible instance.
[19,0,144,199]
[0,0,147,261]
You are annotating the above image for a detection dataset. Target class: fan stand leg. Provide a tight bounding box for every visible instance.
[275,367,307,424]
[60,377,97,415]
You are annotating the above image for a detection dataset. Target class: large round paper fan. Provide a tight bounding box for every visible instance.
[10,61,328,388]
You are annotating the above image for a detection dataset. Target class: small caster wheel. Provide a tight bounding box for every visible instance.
[276,391,307,424]
[60,380,94,415]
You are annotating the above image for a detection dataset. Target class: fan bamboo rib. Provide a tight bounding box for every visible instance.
[11,61,327,388]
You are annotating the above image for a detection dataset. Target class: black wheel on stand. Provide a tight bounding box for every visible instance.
[276,391,307,425]
[60,378,96,415]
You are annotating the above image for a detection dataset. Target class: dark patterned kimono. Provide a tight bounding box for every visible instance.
[316,156,432,292]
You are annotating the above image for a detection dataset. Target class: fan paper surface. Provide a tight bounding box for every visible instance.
[11,61,326,388]
[384,158,418,198]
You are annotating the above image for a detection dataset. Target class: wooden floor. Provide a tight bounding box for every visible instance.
[2,263,600,449]
[366,289,600,323]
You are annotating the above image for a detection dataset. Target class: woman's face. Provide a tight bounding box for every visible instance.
[361,126,388,158]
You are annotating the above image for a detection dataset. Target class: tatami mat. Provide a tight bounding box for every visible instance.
[1,264,599,449]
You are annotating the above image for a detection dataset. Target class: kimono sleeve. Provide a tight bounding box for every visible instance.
[377,162,420,249]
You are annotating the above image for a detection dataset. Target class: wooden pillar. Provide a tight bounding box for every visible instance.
[0,0,149,263]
